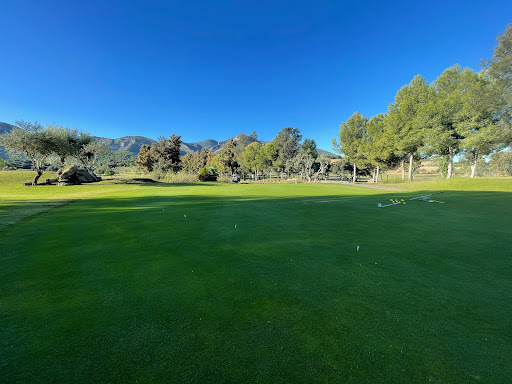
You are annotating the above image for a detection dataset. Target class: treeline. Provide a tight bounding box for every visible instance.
[136,129,338,182]
[334,24,512,182]
[0,124,137,176]
[0,121,107,185]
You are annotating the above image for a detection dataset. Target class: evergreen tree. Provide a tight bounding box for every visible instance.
[220,138,239,175]
[386,75,430,181]
[272,127,302,174]
[151,134,182,172]
[301,138,318,158]
[136,144,155,172]
[422,66,470,179]
[181,153,194,173]
[483,23,512,118]
[332,112,367,182]
[192,148,210,173]
[364,114,397,182]
[457,71,508,177]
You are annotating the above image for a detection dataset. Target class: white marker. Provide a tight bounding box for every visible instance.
[357,246,359,251]
[235,224,237,229]
[184,214,186,218]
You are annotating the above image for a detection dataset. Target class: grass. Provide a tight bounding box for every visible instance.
[1,171,512,383]
[0,171,146,229]
[383,175,512,191]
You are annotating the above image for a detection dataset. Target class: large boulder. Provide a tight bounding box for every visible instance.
[76,168,101,183]
[59,165,101,185]
[59,165,78,181]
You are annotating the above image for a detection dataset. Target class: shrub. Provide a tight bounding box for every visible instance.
[198,166,218,182]
[161,171,197,183]
[103,167,115,176]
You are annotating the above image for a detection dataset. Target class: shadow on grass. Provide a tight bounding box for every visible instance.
[2,187,512,230]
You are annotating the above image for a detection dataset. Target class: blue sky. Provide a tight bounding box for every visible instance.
[0,1,510,151]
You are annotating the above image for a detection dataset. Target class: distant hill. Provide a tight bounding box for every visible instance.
[0,122,14,135]
[0,121,336,160]
[0,122,15,160]
[94,135,156,153]
[318,149,336,157]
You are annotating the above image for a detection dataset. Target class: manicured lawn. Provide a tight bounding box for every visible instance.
[1,171,511,383]
[383,174,512,191]
[0,171,144,230]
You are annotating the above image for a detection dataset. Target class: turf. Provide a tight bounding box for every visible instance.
[1,171,512,383]
[383,175,512,191]
[0,171,145,230]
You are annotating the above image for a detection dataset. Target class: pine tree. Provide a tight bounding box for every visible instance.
[136,144,155,172]
[332,112,367,183]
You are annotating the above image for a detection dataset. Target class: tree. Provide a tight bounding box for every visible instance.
[70,133,106,175]
[301,138,318,158]
[483,23,512,118]
[332,112,367,182]
[0,121,55,185]
[313,155,331,181]
[151,134,182,172]
[220,138,239,175]
[386,75,430,181]
[242,142,266,180]
[192,148,210,173]
[422,66,473,179]
[45,125,79,170]
[181,153,194,173]
[208,153,225,173]
[330,158,352,180]
[490,150,512,176]
[167,134,183,171]
[364,113,396,182]
[457,71,509,177]
[273,127,302,174]
[262,141,279,176]
[136,144,155,172]
[292,154,315,181]
[148,135,180,172]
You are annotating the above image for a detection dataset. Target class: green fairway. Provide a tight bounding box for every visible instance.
[1,172,512,383]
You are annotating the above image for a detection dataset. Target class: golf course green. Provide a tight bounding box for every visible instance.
[1,171,511,383]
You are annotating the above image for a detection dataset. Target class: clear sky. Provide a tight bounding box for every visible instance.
[0,1,510,151]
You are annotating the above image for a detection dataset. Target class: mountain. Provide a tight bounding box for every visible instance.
[0,122,15,160]
[0,122,14,135]
[0,121,337,160]
[318,148,337,157]
[94,135,156,153]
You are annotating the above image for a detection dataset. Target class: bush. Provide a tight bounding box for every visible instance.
[103,167,115,176]
[198,166,218,182]
[161,171,197,183]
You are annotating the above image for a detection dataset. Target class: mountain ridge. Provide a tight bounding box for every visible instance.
[0,122,336,159]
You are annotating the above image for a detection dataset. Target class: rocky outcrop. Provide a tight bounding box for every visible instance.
[59,165,101,185]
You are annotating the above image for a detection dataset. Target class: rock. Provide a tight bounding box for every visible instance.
[44,178,59,185]
[59,165,101,185]
[60,165,78,181]
[76,168,101,183]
